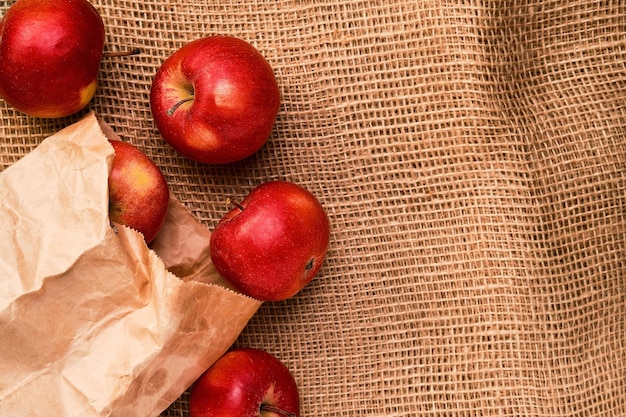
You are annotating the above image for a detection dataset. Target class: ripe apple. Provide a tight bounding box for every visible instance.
[209,181,330,301]
[190,347,300,417]
[150,36,281,164]
[0,0,105,118]
[108,140,169,244]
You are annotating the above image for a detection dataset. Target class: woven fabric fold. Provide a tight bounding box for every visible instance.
[1,0,624,415]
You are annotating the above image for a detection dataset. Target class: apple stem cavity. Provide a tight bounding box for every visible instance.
[260,404,296,417]
[166,96,194,116]
[305,258,314,271]
[227,197,245,212]
[102,48,142,58]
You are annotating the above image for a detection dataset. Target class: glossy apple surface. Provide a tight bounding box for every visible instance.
[190,348,300,417]
[0,0,105,118]
[150,36,280,164]
[108,140,169,244]
[210,181,330,301]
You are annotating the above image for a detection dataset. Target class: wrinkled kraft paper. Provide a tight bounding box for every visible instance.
[0,112,262,416]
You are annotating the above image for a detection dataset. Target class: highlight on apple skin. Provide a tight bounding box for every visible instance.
[150,36,281,164]
[0,0,105,118]
[209,180,331,302]
[108,140,170,244]
[189,347,300,417]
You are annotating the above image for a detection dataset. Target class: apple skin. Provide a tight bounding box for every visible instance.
[150,36,280,164]
[189,347,300,417]
[0,0,105,118]
[210,181,330,301]
[108,140,169,244]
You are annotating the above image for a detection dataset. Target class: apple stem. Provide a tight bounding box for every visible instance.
[227,197,245,211]
[102,48,142,58]
[260,404,296,417]
[166,96,194,116]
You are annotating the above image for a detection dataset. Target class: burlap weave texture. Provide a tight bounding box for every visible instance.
[1,0,625,415]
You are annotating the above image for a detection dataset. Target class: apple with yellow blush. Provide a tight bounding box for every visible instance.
[150,36,281,164]
[0,0,106,118]
[108,140,169,244]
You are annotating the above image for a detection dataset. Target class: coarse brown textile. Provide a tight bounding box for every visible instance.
[1,0,625,415]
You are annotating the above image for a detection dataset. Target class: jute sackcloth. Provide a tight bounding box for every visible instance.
[1,0,625,415]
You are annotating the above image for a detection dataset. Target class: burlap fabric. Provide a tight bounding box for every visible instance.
[1,0,625,415]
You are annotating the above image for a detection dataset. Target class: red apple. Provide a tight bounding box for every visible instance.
[210,181,330,301]
[150,36,280,164]
[0,0,105,118]
[108,140,169,244]
[190,347,300,417]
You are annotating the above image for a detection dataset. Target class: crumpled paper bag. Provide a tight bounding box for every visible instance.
[0,112,262,416]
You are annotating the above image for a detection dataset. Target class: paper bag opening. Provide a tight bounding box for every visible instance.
[0,112,262,417]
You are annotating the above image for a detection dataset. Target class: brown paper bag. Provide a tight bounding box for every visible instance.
[0,112,262,416]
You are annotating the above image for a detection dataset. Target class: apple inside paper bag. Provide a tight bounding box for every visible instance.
[0,112,262,417]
